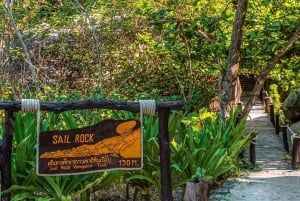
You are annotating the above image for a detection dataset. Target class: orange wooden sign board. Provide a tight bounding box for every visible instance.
[37,119,142,175]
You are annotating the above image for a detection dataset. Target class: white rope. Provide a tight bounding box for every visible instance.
[139,100,156,169]
[21,99,40,113]
[21,99,41,140]
[287,125,297,136]
[139,100,156,116]
[288,125,299,143]
[139,99,156,139]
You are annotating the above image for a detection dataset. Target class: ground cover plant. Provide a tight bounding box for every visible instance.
[170,108,256,187]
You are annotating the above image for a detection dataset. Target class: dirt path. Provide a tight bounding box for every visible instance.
[209,101,300,201]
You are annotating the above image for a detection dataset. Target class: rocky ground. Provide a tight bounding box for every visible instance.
[209,101,300,201]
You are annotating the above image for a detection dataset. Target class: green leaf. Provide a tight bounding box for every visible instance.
[171,163,183,172]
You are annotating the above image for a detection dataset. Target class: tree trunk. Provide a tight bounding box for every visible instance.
[183,181,217,201]
[220,0,248,121]
[242,27,300,118]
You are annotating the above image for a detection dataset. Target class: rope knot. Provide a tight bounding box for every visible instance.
[21,99,40,113]
[139,100,156,116]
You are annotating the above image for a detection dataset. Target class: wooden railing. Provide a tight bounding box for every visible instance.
[262,91,300,169]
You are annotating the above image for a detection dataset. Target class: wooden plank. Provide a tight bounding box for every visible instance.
[37,120,142,175]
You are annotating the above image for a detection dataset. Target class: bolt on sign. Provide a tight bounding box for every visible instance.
[37,119,142,175]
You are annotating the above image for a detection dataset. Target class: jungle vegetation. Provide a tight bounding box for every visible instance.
[0,0,299,200]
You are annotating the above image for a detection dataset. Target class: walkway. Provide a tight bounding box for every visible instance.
[209,100,300,201]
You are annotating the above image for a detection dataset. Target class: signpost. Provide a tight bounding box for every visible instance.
[0,100,183,201]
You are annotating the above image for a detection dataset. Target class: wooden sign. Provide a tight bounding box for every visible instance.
[37,119,142,175]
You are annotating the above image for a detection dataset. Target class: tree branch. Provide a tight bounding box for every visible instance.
[3,0,37,82]
[73,0,104,96]
[194,25,215,43]
[242,27,300,117]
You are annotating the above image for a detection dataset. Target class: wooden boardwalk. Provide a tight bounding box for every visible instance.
[209,100,300,201]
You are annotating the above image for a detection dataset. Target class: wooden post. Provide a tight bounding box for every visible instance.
[183,181,211,201]
[1,109,14,201]
[292,136,300,169]
[250,138,256,165]
[261,90,267,103]
[269,104,275,126]
[281,125,289,153]
[263,96,270,106]
[158,107,173,201]
[275,113,280,134]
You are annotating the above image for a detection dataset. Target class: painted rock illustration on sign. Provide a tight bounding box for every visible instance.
[39,119,141,159]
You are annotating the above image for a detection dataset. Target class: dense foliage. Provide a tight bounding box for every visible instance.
[0,0,299,200]
[0,0,298,105]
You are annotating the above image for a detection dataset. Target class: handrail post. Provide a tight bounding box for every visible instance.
[1,109,14,201]
[250,138,256,165]
[263,96,270,107]
[281,125,289,153]
[262,90,268,104]
[158,107,173,201]
[292,136,300,169]
[269,104,275,126]
[275,113,280,134]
